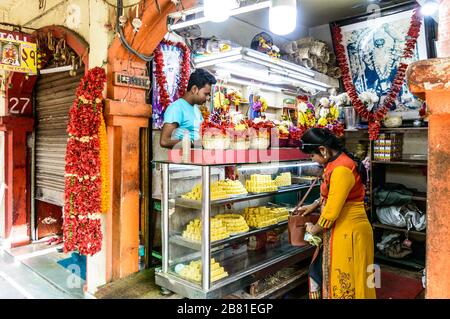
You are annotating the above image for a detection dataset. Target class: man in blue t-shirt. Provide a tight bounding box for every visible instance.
[160,68,217,149]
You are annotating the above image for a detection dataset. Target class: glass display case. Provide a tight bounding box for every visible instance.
[154,158,321,299]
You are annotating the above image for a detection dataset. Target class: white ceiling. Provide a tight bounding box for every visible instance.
[198,0,413,50]
[0,0,18,11]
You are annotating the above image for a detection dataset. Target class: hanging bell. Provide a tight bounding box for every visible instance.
[119,14,127,27]
[132,17,142,33]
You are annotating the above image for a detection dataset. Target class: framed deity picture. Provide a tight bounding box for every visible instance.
[331,2,437,120]
[151,40,189,129]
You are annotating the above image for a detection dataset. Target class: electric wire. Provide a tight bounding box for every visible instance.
[116,0,154,62]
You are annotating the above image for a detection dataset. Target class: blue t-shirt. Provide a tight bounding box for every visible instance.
[163,98,203,141]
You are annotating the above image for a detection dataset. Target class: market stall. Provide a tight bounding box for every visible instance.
[154,152,321,298]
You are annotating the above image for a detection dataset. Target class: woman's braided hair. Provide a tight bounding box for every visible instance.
[300,127,367,184]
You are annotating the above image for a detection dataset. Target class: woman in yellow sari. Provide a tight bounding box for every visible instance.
[297,128,376,299]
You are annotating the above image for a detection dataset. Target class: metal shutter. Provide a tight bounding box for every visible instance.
[35,69,83,206]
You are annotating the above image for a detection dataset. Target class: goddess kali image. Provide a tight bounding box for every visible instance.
[345,17,422,111]
[1,42,21,66]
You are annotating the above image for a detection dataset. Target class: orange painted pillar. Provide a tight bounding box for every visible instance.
[0,116,34,247]
[104,0,197,281]
[407,0,450,299]
[105,99,151,280]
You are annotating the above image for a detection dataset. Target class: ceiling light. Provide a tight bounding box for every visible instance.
[204,0,236,23]
[169,1,271,31]
[227,78,283,92]
[269,0,297,35]
[420,0,439,16]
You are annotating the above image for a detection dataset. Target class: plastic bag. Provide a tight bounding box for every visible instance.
[374,183,413,206]
[376,204,426,231]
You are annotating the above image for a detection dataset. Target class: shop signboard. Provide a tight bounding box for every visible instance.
[0,29,37,75]
[114,72,151,90]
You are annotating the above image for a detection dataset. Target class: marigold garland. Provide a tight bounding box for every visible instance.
[63,67,107,256]
[332,8,422,140]
[99,111,110,213]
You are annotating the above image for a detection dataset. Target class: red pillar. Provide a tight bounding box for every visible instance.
[407,0,450,299]
[0,116,34,247]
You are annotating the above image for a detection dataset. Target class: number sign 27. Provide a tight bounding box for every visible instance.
[9,97,31,115]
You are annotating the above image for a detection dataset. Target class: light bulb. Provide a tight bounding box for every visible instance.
[269,0,297,35]
[421,0,439,16]
[204,0,236,23]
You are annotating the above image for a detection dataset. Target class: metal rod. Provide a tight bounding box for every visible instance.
[201,166,211,291]
[39,65,73,74]
[161,163,170,273]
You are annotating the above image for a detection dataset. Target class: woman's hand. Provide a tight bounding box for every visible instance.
[295,202,318,217]
[305,222,322,235]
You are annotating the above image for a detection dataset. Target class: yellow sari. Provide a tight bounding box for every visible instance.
[314,165,376,299]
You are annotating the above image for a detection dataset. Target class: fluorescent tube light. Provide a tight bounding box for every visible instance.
[227,78,282,92]
[195,54,243,68]
[168,1,272,31]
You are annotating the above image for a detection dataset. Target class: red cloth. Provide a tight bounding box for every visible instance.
[376,271,424,299]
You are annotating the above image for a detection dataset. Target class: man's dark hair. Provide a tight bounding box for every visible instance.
[187,68,217,91]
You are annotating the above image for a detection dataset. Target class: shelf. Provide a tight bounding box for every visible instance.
[375,252,425,270]
[372,159,427,166]
[372,222,426,237]
[192,47,339,92]
[411,192,427,202]
[379,127,428,132]
[155,241,314,298]
[170,220,289,250]
[346,127,428,132]
[175,183,317,209]
[163,148,310,166]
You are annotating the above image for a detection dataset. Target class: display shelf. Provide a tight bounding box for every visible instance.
[372,222,426,238]
[170,220,289,250]
[372,159,427,166]
[346,127,428,132]
[165,148,310,166]
[155,242,314,299]
[379,127,428,132]
[175,183,316,209]
[375,252,425,270]
[411,192,427,202]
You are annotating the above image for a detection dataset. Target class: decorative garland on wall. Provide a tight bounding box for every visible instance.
[63,67,109,256]
[332,8,422,140]
[153,39,191,113]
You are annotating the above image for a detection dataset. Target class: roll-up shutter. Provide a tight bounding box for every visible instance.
[35,69,83,206]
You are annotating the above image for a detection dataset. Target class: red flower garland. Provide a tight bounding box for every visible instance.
[332,8,422,140]
[64,67,106,256]
[154,39,190,112]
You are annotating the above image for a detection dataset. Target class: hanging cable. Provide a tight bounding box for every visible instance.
[104,0,142,8]
[116,0,154,62]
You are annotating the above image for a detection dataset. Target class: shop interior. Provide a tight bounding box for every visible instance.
[148,0,437,299]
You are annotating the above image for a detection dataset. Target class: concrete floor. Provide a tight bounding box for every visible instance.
[0,239,83,299]
[0,248,77,299]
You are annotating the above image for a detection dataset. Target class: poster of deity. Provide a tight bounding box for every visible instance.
[152,42,184,129]
[335,8,429,120]
[0,41,21,66]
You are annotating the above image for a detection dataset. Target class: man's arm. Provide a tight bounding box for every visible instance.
[160,123,182,149]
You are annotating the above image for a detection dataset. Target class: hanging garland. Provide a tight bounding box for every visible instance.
[332,8,422,140]
[63,67,109,256]
[154,39,191,113]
